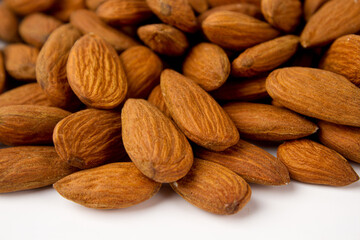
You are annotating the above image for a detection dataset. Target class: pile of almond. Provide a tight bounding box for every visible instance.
[0,0,359,215]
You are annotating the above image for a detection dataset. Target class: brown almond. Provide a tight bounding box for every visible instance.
[170,159,251,215]
[188,0,208,13]
[54,162,161,209]
[67,33,128,109]
[0,52,5,93]
[303,0,329,21]
[0,146,77,193]
[48,0,85,22]
[266,67,360,127]
[85,0,106,10]
[147,85,171,117]
[0,4,19,43]
[161,69,239,151]
[4,0,55,15]
[207,0,261,7]
[278,139,359,186]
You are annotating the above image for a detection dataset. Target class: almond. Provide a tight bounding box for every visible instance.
[266,67,360,127]
[85,0,106,10]
[147,85,171,117]
[161,69,239,151]
[4,0,55,15]
[0,4,19,43]
[48,0,85,22]
[170,159,251,215]
[278,139,359,186]
[303,0,329,21]
[0,51,5,93]
[67,33,128,109]
[207,0,261,7]
[188,0,208,13]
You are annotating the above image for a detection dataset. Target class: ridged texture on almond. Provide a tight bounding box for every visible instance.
[36,24,82,109]
[303,0,329,21]
[54,162,161,209]
[232,35,299,77]
[146,0,198,33]
[188,0,208,13]
[224,102,318,141]
[183,43,230,91]
[261,0,302,33]
[48,0,85,22]
[0,146,77,193]
[266,67,360,127]
[4,0,55,15]
[196,140,290,185]
[96,0,153,26]
[67,34,128,109]
[147,85,171,117]
[121,99,193,183]
[207,0,260,7]
[161,69,239,151]
[53,109,125,169]
[319,34,360,87]
[138,24,189,56]
[202,11,280,50]
[0,52,5,93]
[318,121,360,164]
[300,0,360,48]
[3,44,38,81]
[85,0,106,10]
[0,105,70,146]
[0,4,19,43]
[171,159,251,215]
[278,139,359,186]
[70,9,138,51]
[120,46,163,99]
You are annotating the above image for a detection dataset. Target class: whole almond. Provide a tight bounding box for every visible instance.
[0,52,5,93]
[4,0,55,15]
[266,67,360,127]
[318,121,360,164]
[147,85,171,117]
[85,0,106,10]
[170,159,251,215]
[188,0,208,13]
[0,4,19,43]
[54,162,161,209]
[67,33,128,109]
[278,139,359,186]
[0,146,77,193]
[303,0,329,21]
[121,99,193,183]
[183,42,230,91]
[53,109,125,169]
[161,69,239,151]
[48,0,85,22]
[196,139,290,185]
[207,0,261,7]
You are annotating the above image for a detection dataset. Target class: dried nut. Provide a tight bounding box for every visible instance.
[207,0,261,7]
[85,0,106,10]
[4,0,55,15]
[278,139,359,186]
[48,0,85,22]
[147,85,171,117]
[0,52,5,93]
[121,99,193,183]
[188,0,208,13]
[67,33,128,109]
[266,67,360,127]
[303,0,329,21]
[0,146,77,193]
[161,69,239,151]
[0,4,19,43]
[170,159,251,215]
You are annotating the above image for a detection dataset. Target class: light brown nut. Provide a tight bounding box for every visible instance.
[223,102,318,141]
[70,9,139,51]
[0,105,70,146]
[4,0,55,15]
[266,67,360,127]
[196,139,290,185]
[53,109,125,169]
[232,35,299,77]
[318,121,360,164]
[0,146,77,193]
[67,33,128,109]
[54,162,161,209]
[48,0,85,22]
[207,0,261,7]
[303,0,329,21]
[278,139,359,186]
[120,46,163,99]
[0,52,5,93]
[319,34,360,87]
[183,43,230,91]
[3,43,39,81]
[300,0,360,48]
[147,85,171,117]
[170,159,251,215]
[161,69,239,151]
[202,11,280,51]
[188,0,208,13]
[146,0,198,33]
[138,24,189,56]
[0,4,19,43]
[121,99,193,183]
[85,0,107,10]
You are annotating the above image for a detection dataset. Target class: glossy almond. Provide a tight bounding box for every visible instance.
[0,52,5,93]
[54,162,161,209]
[188,0,208,13]
[170,159,251,215]
[278,139,359,186]
[266,67,360,127]
[147,85,171,117]
[0,4,19,43]
[161,69,239,151]
[67,33,128,109]
[48,0,85,22]
[303,0,329,21]
[207,0,261,7]
[4,0,55,15]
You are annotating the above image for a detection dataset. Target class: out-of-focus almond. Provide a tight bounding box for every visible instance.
[4,0,55,15]
[85,0,106,10]
[0,4,19,43]
[207,0,261,7]
[188,0,208,13]
[147,85,171,117]
[48,0,85,22]
[303,0,329,21]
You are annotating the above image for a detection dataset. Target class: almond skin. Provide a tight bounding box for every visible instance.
[161,69,239,151]
[170,159,251,215]
[207,0,261,7]
[318,121,360,164]
[147,85,171,117]
[67,33,128,109]
[48,0,86,22]
[188,0,208,13]
[0,52,5,93]
[183,42,230,91]
[0,4,19,43]
[85,0,106,10]
[54,162,161,209]
[202,11,280,50]
[303,0,329,21]
[196,139,290,185]
[232,35,299,77]
[121,99,193,183]
[4,0,55,15]
[278,139,359,186]
[0,146,77,193]
[266,67,360,127]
